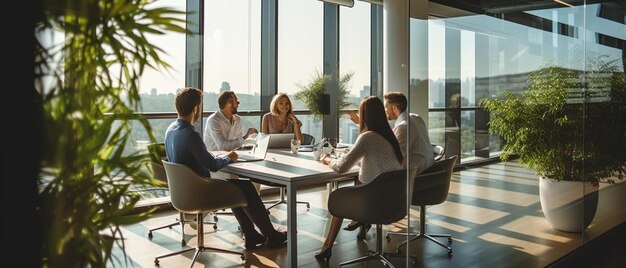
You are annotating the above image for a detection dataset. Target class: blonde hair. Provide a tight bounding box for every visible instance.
[269,93,293,116]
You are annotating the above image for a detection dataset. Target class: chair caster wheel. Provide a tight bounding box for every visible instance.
[181,240,186,246]
[448,237,453,244]
[241,253,246,260]
[448,250,453,257]
[148,232,153,239]
[214,215,218,221]
[385,234,390,240]
[154,259,160,266]
[213,224,218,230]
[306,204,310,208]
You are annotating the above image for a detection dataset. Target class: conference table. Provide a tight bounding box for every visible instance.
[217,149,359,267]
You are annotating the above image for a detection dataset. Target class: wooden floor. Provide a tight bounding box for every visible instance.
[112,161,626,267]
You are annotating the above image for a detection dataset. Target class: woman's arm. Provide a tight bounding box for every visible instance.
[261,113,270,134]
[289,113,304,143]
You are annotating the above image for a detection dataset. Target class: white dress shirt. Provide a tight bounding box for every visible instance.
[203,110,245,151]
[393,111,434,174]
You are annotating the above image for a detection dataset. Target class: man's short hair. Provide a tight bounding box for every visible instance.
[175,87,202,116]
[383,92,407,112]
[218,91,236,109]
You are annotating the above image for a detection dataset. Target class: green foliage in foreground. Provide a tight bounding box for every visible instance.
[481,58,626,186]
[35,0,190,266]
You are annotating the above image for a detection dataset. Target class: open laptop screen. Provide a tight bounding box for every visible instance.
[266,133,294,148]
[235,134,270,162]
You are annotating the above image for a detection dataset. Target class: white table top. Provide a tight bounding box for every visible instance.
[216,149,359,187]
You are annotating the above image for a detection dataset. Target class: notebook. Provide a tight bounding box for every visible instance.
[235,134,270,162]
[267,133,295,148]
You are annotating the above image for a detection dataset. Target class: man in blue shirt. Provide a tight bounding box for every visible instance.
[164,87,286,249]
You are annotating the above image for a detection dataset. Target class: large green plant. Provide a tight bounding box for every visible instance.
[294,70,353,120]
[481,58,626,186]
[35,0,189,266]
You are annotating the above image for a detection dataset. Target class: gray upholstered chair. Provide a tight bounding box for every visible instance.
[432,144,445,161]
[386,155,457,257]
[154,161,248,266]
[302,133,315,146]
[263,134,314,212]
[146,143,217,245]
[328,169,413,267]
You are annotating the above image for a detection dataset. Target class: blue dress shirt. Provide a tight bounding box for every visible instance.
[164,119,231,177]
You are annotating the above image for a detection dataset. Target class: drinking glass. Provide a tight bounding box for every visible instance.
[290,138,301,154]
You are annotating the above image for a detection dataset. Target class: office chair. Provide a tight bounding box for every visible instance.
[146,143,217,246]
[386,155,457,257]
[432,144,445,161]
[263,133,313,212]
[302,133,315,146]
[155,161,247,266]
[328,169,415,267]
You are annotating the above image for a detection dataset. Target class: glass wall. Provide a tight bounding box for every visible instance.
[410,0,626,265]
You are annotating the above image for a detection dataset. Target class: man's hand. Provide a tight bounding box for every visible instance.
[227,151,238,162]
[321,154,332,165]
[348,111,360,125]
[243,128,258,140]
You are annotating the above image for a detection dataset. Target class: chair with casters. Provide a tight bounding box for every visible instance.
[154,161,248,266]
[146,143,217,246]
[432,144,445,161]
[386,155,457,257]
[328,169,416,267]
[263,134,313,212]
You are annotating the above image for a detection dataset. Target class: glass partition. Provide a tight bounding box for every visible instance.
[408,0,626,265]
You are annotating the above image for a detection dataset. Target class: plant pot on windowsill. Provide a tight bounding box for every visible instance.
[480,58,626,232]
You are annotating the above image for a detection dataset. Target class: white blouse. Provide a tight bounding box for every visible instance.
[329,131,403,184]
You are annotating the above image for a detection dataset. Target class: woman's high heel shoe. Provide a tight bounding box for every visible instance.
[314,247,332,263]
[356,224,372,240]
[343,221,364,231]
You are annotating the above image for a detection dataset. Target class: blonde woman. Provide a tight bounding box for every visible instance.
[262,93,304,143]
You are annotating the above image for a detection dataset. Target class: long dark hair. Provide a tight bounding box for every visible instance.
[359,96,403,163]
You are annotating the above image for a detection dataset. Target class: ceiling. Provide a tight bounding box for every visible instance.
[429,0,626,16]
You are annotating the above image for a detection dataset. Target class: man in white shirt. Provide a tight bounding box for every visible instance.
[383,92,434,174]
[203,91,258,151]
[348,92,434,174]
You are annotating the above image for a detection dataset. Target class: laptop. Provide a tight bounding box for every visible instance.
[235,134,271,162]
[267,133,295,148]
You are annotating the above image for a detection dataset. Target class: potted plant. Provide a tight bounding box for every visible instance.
[294,70,354,120]
[480,57,626,232]
[35,0,189,266]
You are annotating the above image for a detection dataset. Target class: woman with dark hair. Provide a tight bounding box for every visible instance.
[315,96,404,262]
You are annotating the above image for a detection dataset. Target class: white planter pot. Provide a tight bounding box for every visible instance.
[539,177,599,232]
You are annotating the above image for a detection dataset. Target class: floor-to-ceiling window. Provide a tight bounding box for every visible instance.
[278,0,324,142]
[131,0,186,149]
[203,0,262,132]
[338,1,371,145]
